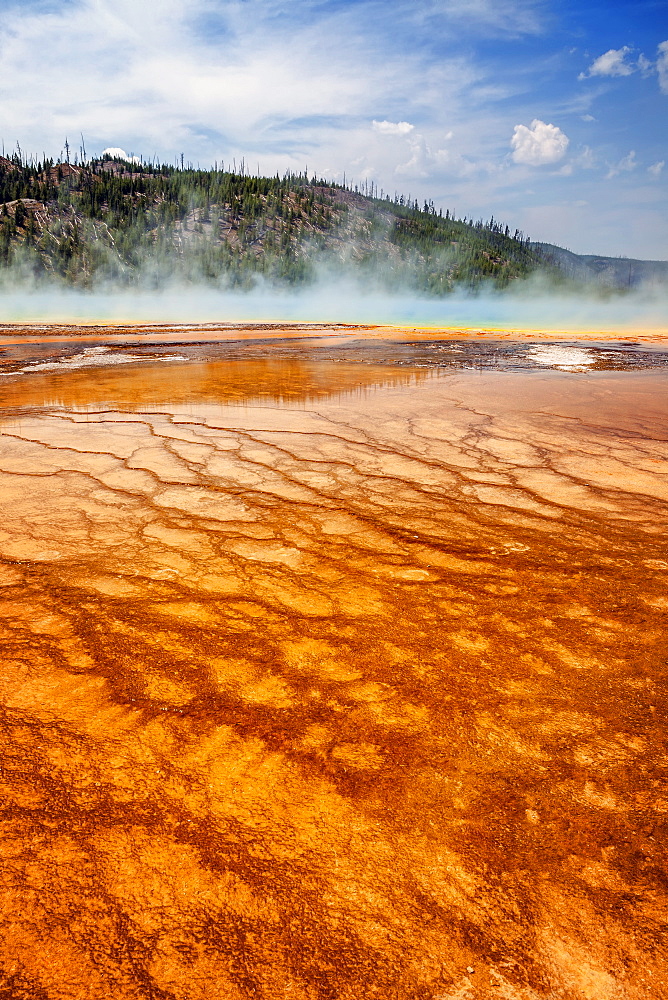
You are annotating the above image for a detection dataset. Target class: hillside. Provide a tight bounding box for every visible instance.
[0,153,545,292]
[532,243,668,289]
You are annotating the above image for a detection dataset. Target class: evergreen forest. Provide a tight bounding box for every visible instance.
[0,150,551,293]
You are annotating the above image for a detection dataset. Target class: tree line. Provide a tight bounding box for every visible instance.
[0,151,549,291]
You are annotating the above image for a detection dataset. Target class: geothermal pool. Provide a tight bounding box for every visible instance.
[0,326,667,999]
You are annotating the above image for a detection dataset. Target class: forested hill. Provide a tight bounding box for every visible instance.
[532,243,668,289]
[1,152,547,291]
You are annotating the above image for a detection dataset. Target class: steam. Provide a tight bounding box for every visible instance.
[100,148,142,165]
[0,269,666,332]
[0,224,667,331]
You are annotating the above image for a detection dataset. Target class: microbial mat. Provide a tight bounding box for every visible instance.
[0,326,666,999]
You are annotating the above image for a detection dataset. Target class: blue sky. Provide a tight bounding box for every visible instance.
[1,0,665,257]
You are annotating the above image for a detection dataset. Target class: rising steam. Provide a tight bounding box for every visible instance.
[0,268,666,332]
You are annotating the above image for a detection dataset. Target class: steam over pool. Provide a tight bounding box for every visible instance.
[1,273,667,332]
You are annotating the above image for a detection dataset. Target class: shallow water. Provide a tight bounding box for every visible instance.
[0,341,667,999]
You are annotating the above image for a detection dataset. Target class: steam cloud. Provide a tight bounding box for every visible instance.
[100,147,142,165]
[0,268,666,332]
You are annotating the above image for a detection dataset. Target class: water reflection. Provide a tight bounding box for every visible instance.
[0,358,431,413]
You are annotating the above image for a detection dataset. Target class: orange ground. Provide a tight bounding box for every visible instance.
[0,331,667,999]
[0,320,666,348]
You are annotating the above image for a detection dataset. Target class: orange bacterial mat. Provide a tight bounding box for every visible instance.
[0,333,667,999]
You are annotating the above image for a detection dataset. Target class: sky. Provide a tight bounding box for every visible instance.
[0,0,666,259]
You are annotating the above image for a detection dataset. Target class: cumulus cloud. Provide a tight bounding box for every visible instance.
[510,119,569,166]
[648,160,664,177]
[372,120,414,136]
[579,46,635,79]
[578,41,668,91]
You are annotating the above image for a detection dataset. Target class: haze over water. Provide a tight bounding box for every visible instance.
[0,327,666,999]
[1,280,667,332]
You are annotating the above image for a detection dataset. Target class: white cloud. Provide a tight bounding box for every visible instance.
[395,132,454,178]
[0,0,486,175]
[638,53,653,77]
[0,1,404,156]
[575,146,595,169]
[580,46,635,79]
[418,0,543,37]
[510,119,569,166]
[606,150,639,179]
[648,161,665,178]
[618,150,638,171]
[578,39,668,94]
[580,113,595,122]
[557,146,594,175]
[372,120,415,136]
[658,40,668,94]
